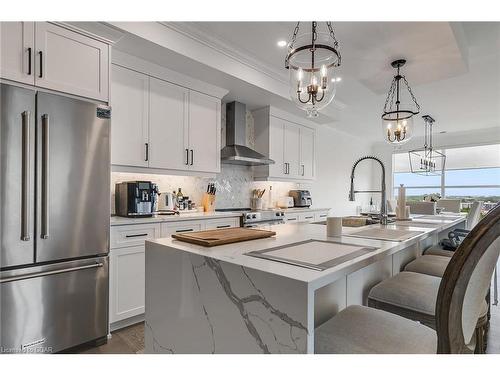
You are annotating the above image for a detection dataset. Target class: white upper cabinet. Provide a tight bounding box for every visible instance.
[268,116,286,178]
[35,23,109,101]
[283,121,301,178]
[110,63,222,175]
[111,65,149,168]
[253,107,316,181]
[299,126,315,179]
[188,91,221,173]
[0,22,35,85]
[0,22,110,101]
[149,77,189,170]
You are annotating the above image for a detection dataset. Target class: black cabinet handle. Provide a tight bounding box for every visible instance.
[287,217,297,221]
[190,149,194,165]
[27,48,32,75]
[216,225,231,228]
[305,216,313,219]
[38,51,43,78]
[185,148,189,165]
[145,143,149,161]
[176,228,194,233]
[125,233,148,238]
[302,164,305,176]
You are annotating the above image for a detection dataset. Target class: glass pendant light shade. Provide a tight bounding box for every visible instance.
[382,114,414,145]
[285,22,341,118]
[287,32,338,117]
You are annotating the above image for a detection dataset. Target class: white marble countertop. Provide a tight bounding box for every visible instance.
[147,215,465,289]
[110,207,330,226]
[110,211,242,226]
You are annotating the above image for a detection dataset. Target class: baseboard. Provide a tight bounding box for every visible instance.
[110,314,145,332]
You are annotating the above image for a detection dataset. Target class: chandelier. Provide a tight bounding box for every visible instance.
[285,21,341,117]
[408,115,446,175]
[381,59,420,145]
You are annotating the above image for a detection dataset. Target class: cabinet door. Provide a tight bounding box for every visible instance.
[0,22,35,84]
[160,220,204,237]
[35,22,109,101]
[109,246,145,323]
[204,217,240,230]
[188,91,220,173]
[111,65,149,167]
[299,126,315,179]
[149,77,189,170]
[283,121,300,178]
[268,116,286,178]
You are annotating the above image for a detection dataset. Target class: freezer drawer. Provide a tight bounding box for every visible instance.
[0,256,109,353]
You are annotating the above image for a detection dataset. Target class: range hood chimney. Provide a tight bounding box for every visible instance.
[221,101,274,166]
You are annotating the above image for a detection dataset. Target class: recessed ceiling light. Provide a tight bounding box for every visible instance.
[277,40,287,47]
[331,77,342,82]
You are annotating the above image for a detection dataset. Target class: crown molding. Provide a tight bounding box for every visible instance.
[159,22,289,85]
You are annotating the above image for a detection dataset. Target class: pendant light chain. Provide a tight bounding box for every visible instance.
[402,76,421,112]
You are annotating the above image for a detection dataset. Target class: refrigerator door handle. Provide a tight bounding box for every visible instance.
[0,262,104,284]
[21,111,31,241]
[41,114,49,239]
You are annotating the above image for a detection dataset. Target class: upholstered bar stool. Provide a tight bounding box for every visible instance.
[315,204,500,354]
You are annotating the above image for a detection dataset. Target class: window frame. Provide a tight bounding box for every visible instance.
[392,144,500,200]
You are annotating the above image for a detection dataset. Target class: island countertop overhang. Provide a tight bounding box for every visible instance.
[146,217,465,289]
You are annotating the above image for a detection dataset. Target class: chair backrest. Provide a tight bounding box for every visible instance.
[436,203,500,353]
[407,201,436,215]
[437,199,461,213]
[466,201,483,230]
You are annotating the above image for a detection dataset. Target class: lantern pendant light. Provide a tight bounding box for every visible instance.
[285,21,341,117]
[381,59,420,145]
[408,115,446,176]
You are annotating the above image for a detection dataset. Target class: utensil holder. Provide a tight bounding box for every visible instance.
[202,193,216,212]
[251,198,264,210]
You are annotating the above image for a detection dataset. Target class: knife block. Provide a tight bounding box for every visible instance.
[202,193,215,212]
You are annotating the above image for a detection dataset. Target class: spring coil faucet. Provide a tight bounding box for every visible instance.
[348,156,388,225]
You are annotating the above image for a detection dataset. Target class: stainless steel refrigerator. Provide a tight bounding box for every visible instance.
[1,83,110,353]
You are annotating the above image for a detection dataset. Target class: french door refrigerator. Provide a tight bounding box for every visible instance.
[1,83,110,353]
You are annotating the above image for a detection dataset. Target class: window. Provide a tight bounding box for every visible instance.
[393,144,500,211]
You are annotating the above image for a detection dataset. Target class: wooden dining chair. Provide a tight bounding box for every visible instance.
[315,204,500,354]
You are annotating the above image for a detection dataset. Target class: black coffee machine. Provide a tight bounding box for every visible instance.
[115,181,157,217]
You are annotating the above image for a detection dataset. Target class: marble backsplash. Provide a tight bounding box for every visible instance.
[110,165,304,214]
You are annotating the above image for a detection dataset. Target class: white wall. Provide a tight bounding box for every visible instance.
[302,125,375,216]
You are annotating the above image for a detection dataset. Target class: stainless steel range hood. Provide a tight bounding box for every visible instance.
[221,101,274,166]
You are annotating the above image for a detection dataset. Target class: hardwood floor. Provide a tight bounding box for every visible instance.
[76,323,144,354]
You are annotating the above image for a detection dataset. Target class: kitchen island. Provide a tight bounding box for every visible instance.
[144,216,465,354]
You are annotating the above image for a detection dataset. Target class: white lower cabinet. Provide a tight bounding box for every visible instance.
[298,212,316,222]
[284,213,299,223]
[314,211,329,221]
[109,245,146,324]
[109,217,240,329]
[109,222,160,329]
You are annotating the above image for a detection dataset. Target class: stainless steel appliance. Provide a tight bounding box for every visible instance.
[289,190,313,207]
[115,181,155,218]
[158,191,177,211]
[215,208,285,228]
[221,101,274,166]
[1,83,110,353]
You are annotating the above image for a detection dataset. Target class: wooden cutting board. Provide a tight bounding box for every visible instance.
[172,227,276,247]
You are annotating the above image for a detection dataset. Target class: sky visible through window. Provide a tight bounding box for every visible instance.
[393,145,500,204]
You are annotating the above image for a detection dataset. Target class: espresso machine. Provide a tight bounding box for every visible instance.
[115,181,157,217]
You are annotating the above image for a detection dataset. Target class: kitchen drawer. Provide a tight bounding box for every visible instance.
[110,223,161,249]
[204,217,240,230]
[315,211,329,221]
[298,212,316,222]
[284,213,299,222]
[161,220,204,237]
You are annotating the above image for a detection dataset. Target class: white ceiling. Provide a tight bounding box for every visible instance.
[111,21,500,141]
